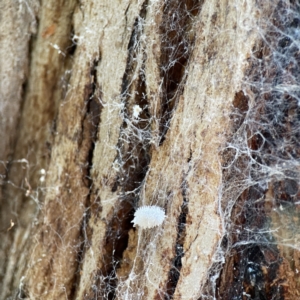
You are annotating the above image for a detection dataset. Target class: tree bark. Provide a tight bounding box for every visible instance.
[1,0,300,299]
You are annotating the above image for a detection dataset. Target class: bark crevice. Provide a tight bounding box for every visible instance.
[158,0,203,145]
[165,168,191,299]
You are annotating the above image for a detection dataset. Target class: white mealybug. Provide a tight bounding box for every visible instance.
[132,105,142,119]
[132,205,166,229]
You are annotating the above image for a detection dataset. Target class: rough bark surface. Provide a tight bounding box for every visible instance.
[1,0,299,299]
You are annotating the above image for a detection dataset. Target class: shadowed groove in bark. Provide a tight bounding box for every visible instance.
[81,59,102,186]
[215,186,282,299]
[165,160,191,299]
[66,26,77,57]
[158,0,203,145]
[70,58,102,299]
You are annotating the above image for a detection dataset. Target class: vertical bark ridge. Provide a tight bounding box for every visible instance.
[69,59,102,300]
[76,1,151,298]
[88,3,152,295]
[0,0,77,298]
